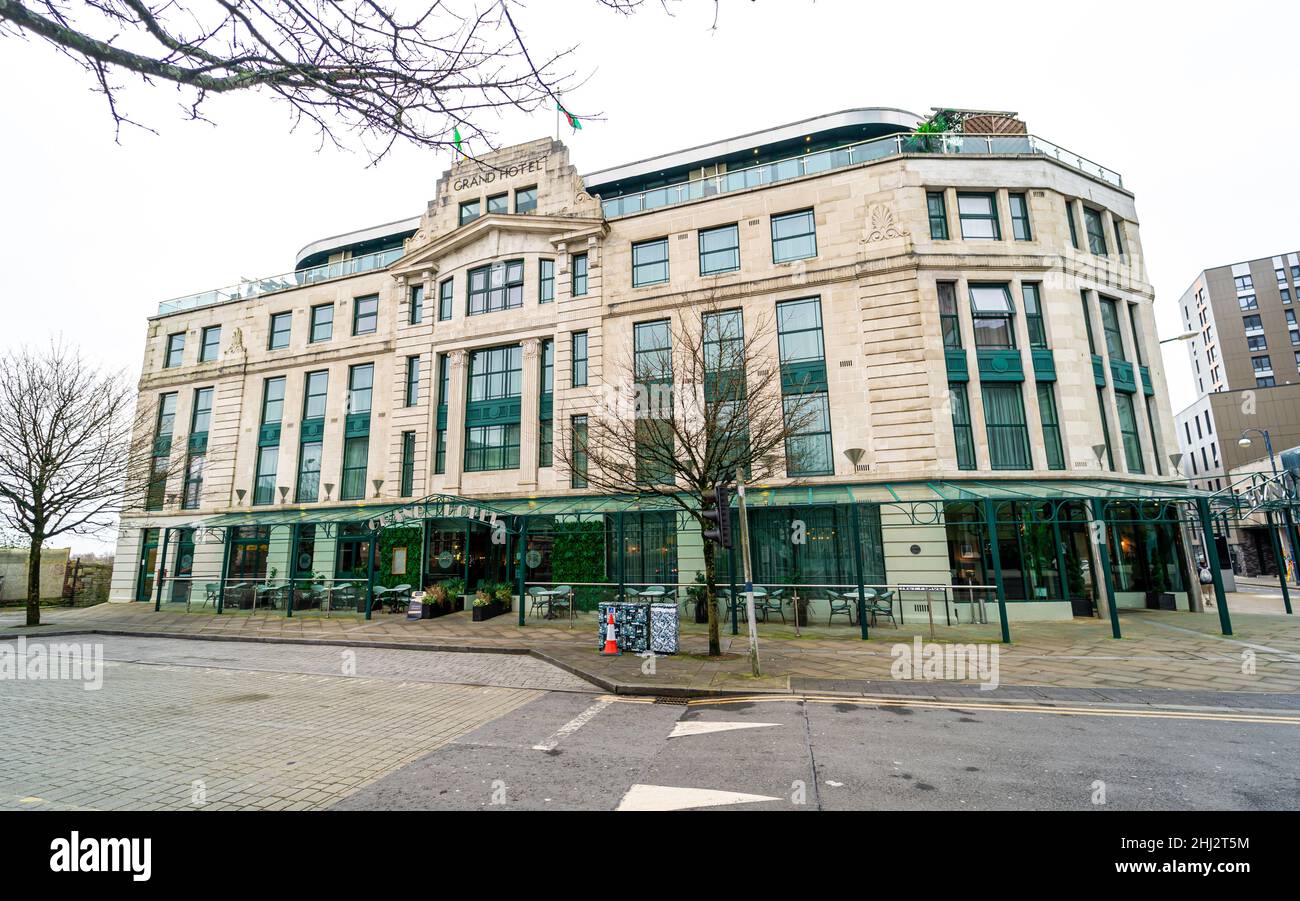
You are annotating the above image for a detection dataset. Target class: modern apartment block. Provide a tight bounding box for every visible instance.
[1175,252,1300,492]
[110,106,1196,622]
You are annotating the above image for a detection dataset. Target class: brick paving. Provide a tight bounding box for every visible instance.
[5,601,1300,697]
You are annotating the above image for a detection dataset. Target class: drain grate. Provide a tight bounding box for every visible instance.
[654,696,689,706]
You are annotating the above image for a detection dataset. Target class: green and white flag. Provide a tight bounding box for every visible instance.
[557,102,582,132]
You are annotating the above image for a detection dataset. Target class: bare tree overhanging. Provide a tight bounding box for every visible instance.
[555,300,820,657]
[0,343,171,626]
[0,0,716,162]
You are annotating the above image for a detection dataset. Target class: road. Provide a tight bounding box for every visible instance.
[2,635,1297,811]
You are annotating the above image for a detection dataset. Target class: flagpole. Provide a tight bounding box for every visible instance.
[555,102,560,141]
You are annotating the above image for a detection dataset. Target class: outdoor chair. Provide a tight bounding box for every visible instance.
[527,586,551,617]
[756,588,786,623]
[869,590,897,628]
[550,586,574,617]
[203,583,219,609]
[829,588,875,625]
[389,584,413,613]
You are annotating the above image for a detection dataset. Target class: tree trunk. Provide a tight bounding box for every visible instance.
[26,532,43,627]
[703,539,720,656]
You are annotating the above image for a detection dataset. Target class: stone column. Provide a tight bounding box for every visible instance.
[518,337,541,491]
[443,349,469,493]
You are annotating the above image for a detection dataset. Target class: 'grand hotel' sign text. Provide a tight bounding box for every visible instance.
[453,155,546,192]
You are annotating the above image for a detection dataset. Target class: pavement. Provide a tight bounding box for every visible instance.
[4,598,1300,699]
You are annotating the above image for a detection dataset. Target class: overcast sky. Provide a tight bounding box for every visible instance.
[2,0,1298,551]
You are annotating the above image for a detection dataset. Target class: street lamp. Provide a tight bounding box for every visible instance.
[1159,330,1199,345]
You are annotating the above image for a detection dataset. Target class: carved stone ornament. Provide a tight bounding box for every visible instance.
[865,203,910,243]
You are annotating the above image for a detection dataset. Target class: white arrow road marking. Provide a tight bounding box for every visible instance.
[531,697,615,751]
[667,721,782,738]
[617,784,782,811]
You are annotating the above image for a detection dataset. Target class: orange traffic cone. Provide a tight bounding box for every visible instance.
[601,608,621,656]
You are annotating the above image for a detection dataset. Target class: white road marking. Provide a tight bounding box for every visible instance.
[531,697,616,751]
[616,784,782,811]
[668,721,782,738]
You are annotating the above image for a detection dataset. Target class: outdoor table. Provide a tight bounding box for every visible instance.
[254,584,282,611]
[540,587,565,620]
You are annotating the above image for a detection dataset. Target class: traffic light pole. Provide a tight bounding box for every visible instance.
[736,467,760,677]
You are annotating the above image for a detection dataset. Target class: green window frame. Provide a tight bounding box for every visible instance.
[633,320,674,484]
[190,386,213,435]
[146,393,177,511]
[465,424,520,472]
[539,420,553,468]
[1009,192,1032,241]
[1083,206,1108,255]
[353,294,378,335]
[409,284,424,325]
[957,192,1001,240]
[459,199,480,226]
[437,353,451,406]
[296,441,322,503]
[1081,291,1097,354]
[950,383,976,470]
[303,370,328,420]
[182,387,213,509]
[164,332,185,368]
[439,278,453,320]
[399,431,416,497]
[515,186,538,213]
[699,224,740,275]
[405,355,420,406]
[572,253,588,295]
[1096,387,1115,471]
[1127,304,1147,366]
[970,283,1016,349]
[771,209,817,263]
[261,376,285,427]
[632,237,670,287]
[1065,199,1080,250]
[927,191,949,240]
[783,392,833,476]
[1099,297,1127,361]
[572,330,588,387]
[434,428,447,475]
[539,259,554,303]
[340,436,369,501]
[1037,383,1065,471]
[310,303,333,342]
[938,282,962,349]
[776,296,826,365]
[467,345,522,402]
[487,192,508,215]
[269,311,292,350]
[253,445,279,507]
[571,415,588,488]
[468,260,524,315]
[1116,392,1145,474]
[1023,282,1047,349]
[347,363,373,415]
[1144,396,1164,476]
[982,384,1031,471]
[200,325,221,362]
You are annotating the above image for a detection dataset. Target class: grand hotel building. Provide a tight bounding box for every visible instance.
[109,107,1202,624]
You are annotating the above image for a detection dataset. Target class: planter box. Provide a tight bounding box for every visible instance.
[472,599,506,622]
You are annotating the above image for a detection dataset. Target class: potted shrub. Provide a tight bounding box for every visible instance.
[424,582,448,619]
[472,584,505,622]
[443,577,466,612]
[493,582,513,613]
[687,573,709,624]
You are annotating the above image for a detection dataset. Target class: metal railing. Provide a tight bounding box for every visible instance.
[154,576,370,616]
[156,247,405,316]
[599,132,1123,219]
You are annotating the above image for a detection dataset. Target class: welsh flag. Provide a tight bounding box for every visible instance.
[558,102,582,132]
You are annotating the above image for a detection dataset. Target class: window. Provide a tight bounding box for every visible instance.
[540,340,554,468]
[571,252,588,295]
[164,332,185,368]
[570,415,588,488]
[1022,282,1047,348]
[439,278,453,320]
[634,321,674,484]
[572,330,588,387]
[347,363,373,415]
[541,338,554,395]
[296,441,322,503]
[253,446,278,507]
[1083,206,1107,255]
[539,421,553,469]
[405,355,420,406]
[1144,396,1164,476]
[776,296,827,364]
[1248,334,1268,351]
[1116,393,1145,474]
[1252,355,1273,373]
[515,186,537,213]
[269,312,292,350]
[957,193,1000,240]
[1099,297,1127,361]
[261,376,285,426]
[434,429,447,475]
[409,284,424,325]
[1243,314,1263,331]
[399,431,416,497]
[539,259,554,303]
[353,294,378,335]
[1081,292,1097,354]
[776,297,831,476]
[468,260,524,315]
[1065,199,1080,249]
[784,393,833,476]
[465,425,519,472]
[183,388,213,509]
[487,193,508,215]
[466,346,522,472]
[927,191,949,240]
[253,377,285,506]
[310,304,333,342]
[699,224,740,275]
[632,237,670,286]
[146,393,177,510]
[190,386,213,435]
[200,325,221,362]
[340,435,369,501]
[771,209,817,263]
[1127,304,1148,366]
[1112,219,1126,256]
[303,370,328,420]
[437,353,451,406]
[704,309,745,376]
[459,199,480,226]
[969,284,1016,349]
[982,384,1031,470]
[1239,294,1258,312]
[1097,388,1115,470]
[1037,384,1065,471]
[950,384,975,470]
[1009,193,1032,241]
[435,352,448,476]
[938,282,962,349]
[1234,274,1254,291]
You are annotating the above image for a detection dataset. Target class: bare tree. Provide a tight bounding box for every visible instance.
[555,300,821,657]
[0,343,167,626]
[0,0,708,162]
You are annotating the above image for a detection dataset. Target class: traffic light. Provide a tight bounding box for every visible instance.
[701,482,733,549]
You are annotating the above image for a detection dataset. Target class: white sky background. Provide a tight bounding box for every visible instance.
[1,0,1298,551]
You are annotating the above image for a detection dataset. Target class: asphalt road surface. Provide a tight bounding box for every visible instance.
[2,636,1296,811]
